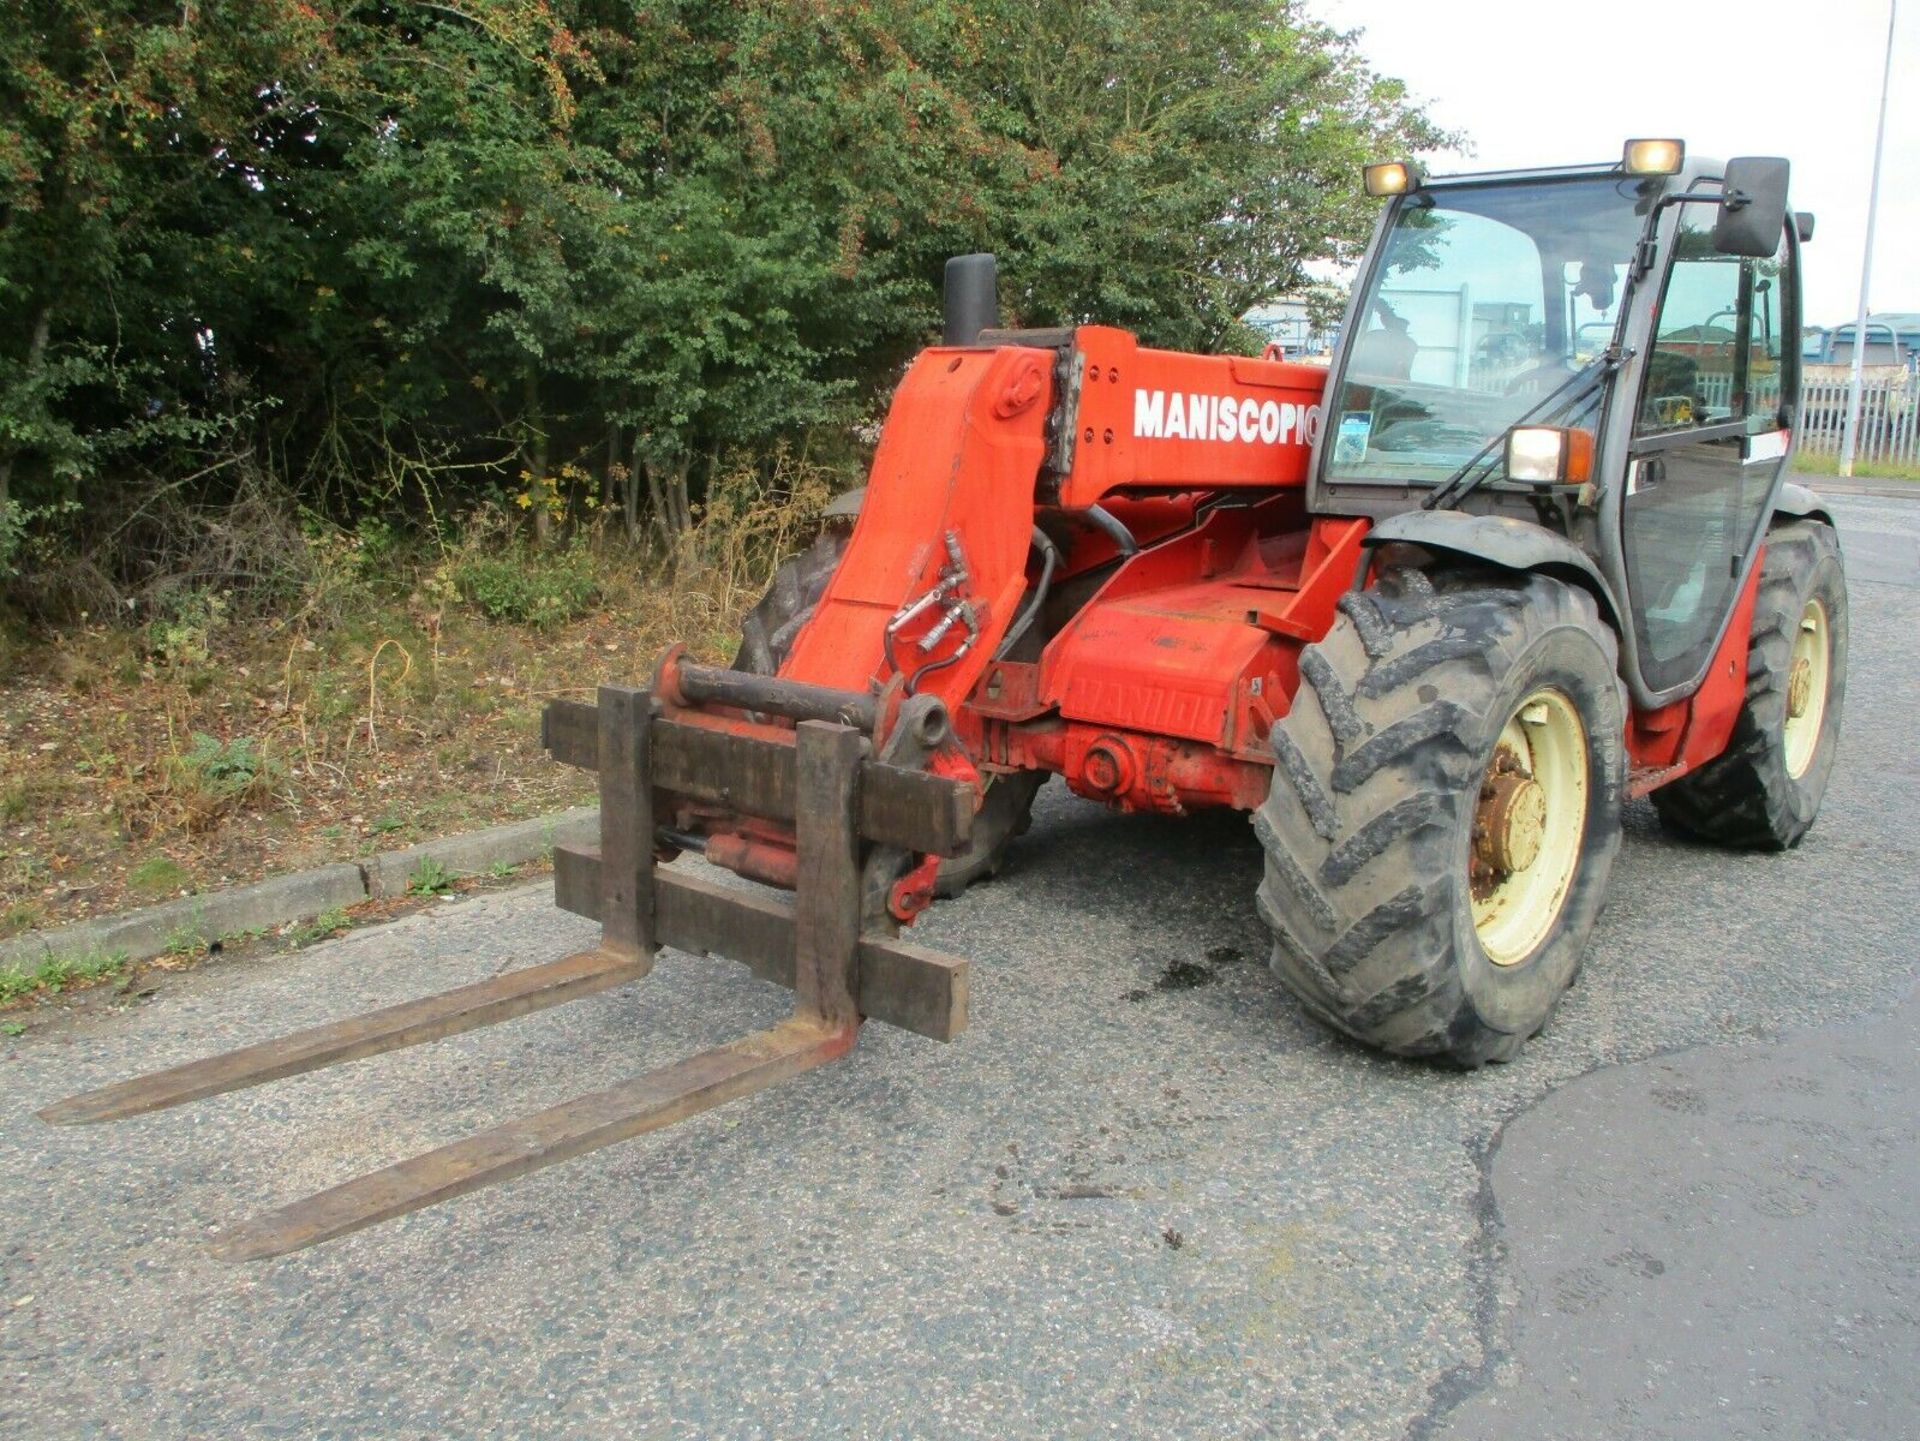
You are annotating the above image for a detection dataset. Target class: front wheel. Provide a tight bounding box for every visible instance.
[1255,568,1626,1066]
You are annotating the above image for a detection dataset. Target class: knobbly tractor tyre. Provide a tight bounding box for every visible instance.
[733,519,1043,894]
[732,528,851,676]
[1650,520,1846,849]
[1255,568,1626,1066]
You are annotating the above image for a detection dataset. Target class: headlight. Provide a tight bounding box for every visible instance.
[1505,426,1595,484]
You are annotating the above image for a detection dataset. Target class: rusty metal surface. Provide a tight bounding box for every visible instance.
[207,1015,858,1262]
[548,847,967,1043]
[42,690,967,1260]
[671,660,879,731]
[544,702,975,858]
[37,947,650,1126]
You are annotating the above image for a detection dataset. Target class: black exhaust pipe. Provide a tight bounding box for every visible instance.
[942,253,998,346]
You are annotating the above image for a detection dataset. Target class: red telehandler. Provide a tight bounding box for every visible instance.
[47,143,1846,1259]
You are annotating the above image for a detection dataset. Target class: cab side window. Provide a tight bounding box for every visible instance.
[1638,220,1745,432]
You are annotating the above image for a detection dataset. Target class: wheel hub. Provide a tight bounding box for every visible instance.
[1470,688,1589,967]
[1787,655,1812,719]
[1784,600,1831,780]
[1475,769,1547,877]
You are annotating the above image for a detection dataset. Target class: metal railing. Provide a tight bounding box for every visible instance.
[1796,374,1919,469]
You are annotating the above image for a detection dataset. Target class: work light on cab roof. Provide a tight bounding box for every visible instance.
[1362,159,1422,196]
[1623,138,1686,175]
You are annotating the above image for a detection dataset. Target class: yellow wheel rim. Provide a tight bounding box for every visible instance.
[1470,688,1589,967]
[1783,598,1830,780]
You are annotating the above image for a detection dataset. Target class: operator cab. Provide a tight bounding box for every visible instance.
[1314,142,1804,708]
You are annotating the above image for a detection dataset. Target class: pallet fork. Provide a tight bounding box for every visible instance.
[41,671,977,1260]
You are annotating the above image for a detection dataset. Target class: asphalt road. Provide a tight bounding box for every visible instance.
[1,492,1914,1440]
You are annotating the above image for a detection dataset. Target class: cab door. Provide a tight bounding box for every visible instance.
[1621,211,1794,694]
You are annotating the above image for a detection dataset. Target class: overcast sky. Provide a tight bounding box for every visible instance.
[1309,0,1917,328]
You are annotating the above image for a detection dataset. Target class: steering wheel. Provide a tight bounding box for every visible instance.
[1505,362,1576,397]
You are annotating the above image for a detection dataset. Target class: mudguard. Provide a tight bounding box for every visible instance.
[1771,479,1834,529]
[1361,509,1623,631]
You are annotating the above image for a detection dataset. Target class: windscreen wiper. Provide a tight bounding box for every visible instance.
[1422,346,1629,512]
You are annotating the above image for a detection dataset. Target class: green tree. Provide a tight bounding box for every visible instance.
[949,0,1447,351]
[0,0,1444,598]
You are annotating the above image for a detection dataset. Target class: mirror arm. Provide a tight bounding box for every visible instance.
[1629,188,1732,279]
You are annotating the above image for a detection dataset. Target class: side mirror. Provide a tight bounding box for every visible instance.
[1714,157,1790,257]
[1795,211,1816,242]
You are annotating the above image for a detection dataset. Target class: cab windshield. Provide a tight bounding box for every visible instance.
[1326,176,1650,485]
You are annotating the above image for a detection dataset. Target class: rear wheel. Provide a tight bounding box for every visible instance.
[733,526,1043,893]
[1651,520,1847,848]
[1255,568,1626,1066]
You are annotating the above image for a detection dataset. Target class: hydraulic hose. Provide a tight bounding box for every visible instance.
[1085,504,1138,556]
[995,526,1059,660]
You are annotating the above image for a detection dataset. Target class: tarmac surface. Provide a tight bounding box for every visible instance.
[0,491,1913,1439]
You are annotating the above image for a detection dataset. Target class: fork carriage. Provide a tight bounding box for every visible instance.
[43,665,977,1260]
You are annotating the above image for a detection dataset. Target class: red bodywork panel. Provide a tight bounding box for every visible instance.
[785,344,1056,711]
[774,331,1349,817]
[1626,550,1765,796]
[1056,327,1329,503]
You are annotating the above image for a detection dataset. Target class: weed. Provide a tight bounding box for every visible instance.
[178,732,270,793]
[2,773,74,825]
[407,856,454,896]
[146,589,230,670]
[149,731,282,834]
[486,859,518,878]
[162,923,205,959]
[0,947,129,1002]
[129,854,192,896]
[4,851,49,889]
[216,926,270,947]
[444,518,598,626]
[369,815,406,835]
[295,907,352,944]
[2,1020,24,1037]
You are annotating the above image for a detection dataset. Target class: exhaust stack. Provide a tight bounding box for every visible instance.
[942,253,998,346]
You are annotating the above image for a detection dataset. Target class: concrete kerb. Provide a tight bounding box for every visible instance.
[362,806,599,898]
[0,806,599,973]
[1803,476,1920,501]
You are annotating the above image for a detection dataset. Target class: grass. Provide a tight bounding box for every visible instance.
[128,854,192,896]
[0,453,840,938]
[1792,449,1920,482]
[0,947,129,1003]
[294,907,353,945]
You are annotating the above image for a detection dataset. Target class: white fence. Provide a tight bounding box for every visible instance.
[1796,374,1919,469]
[1688,372,1916,468]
